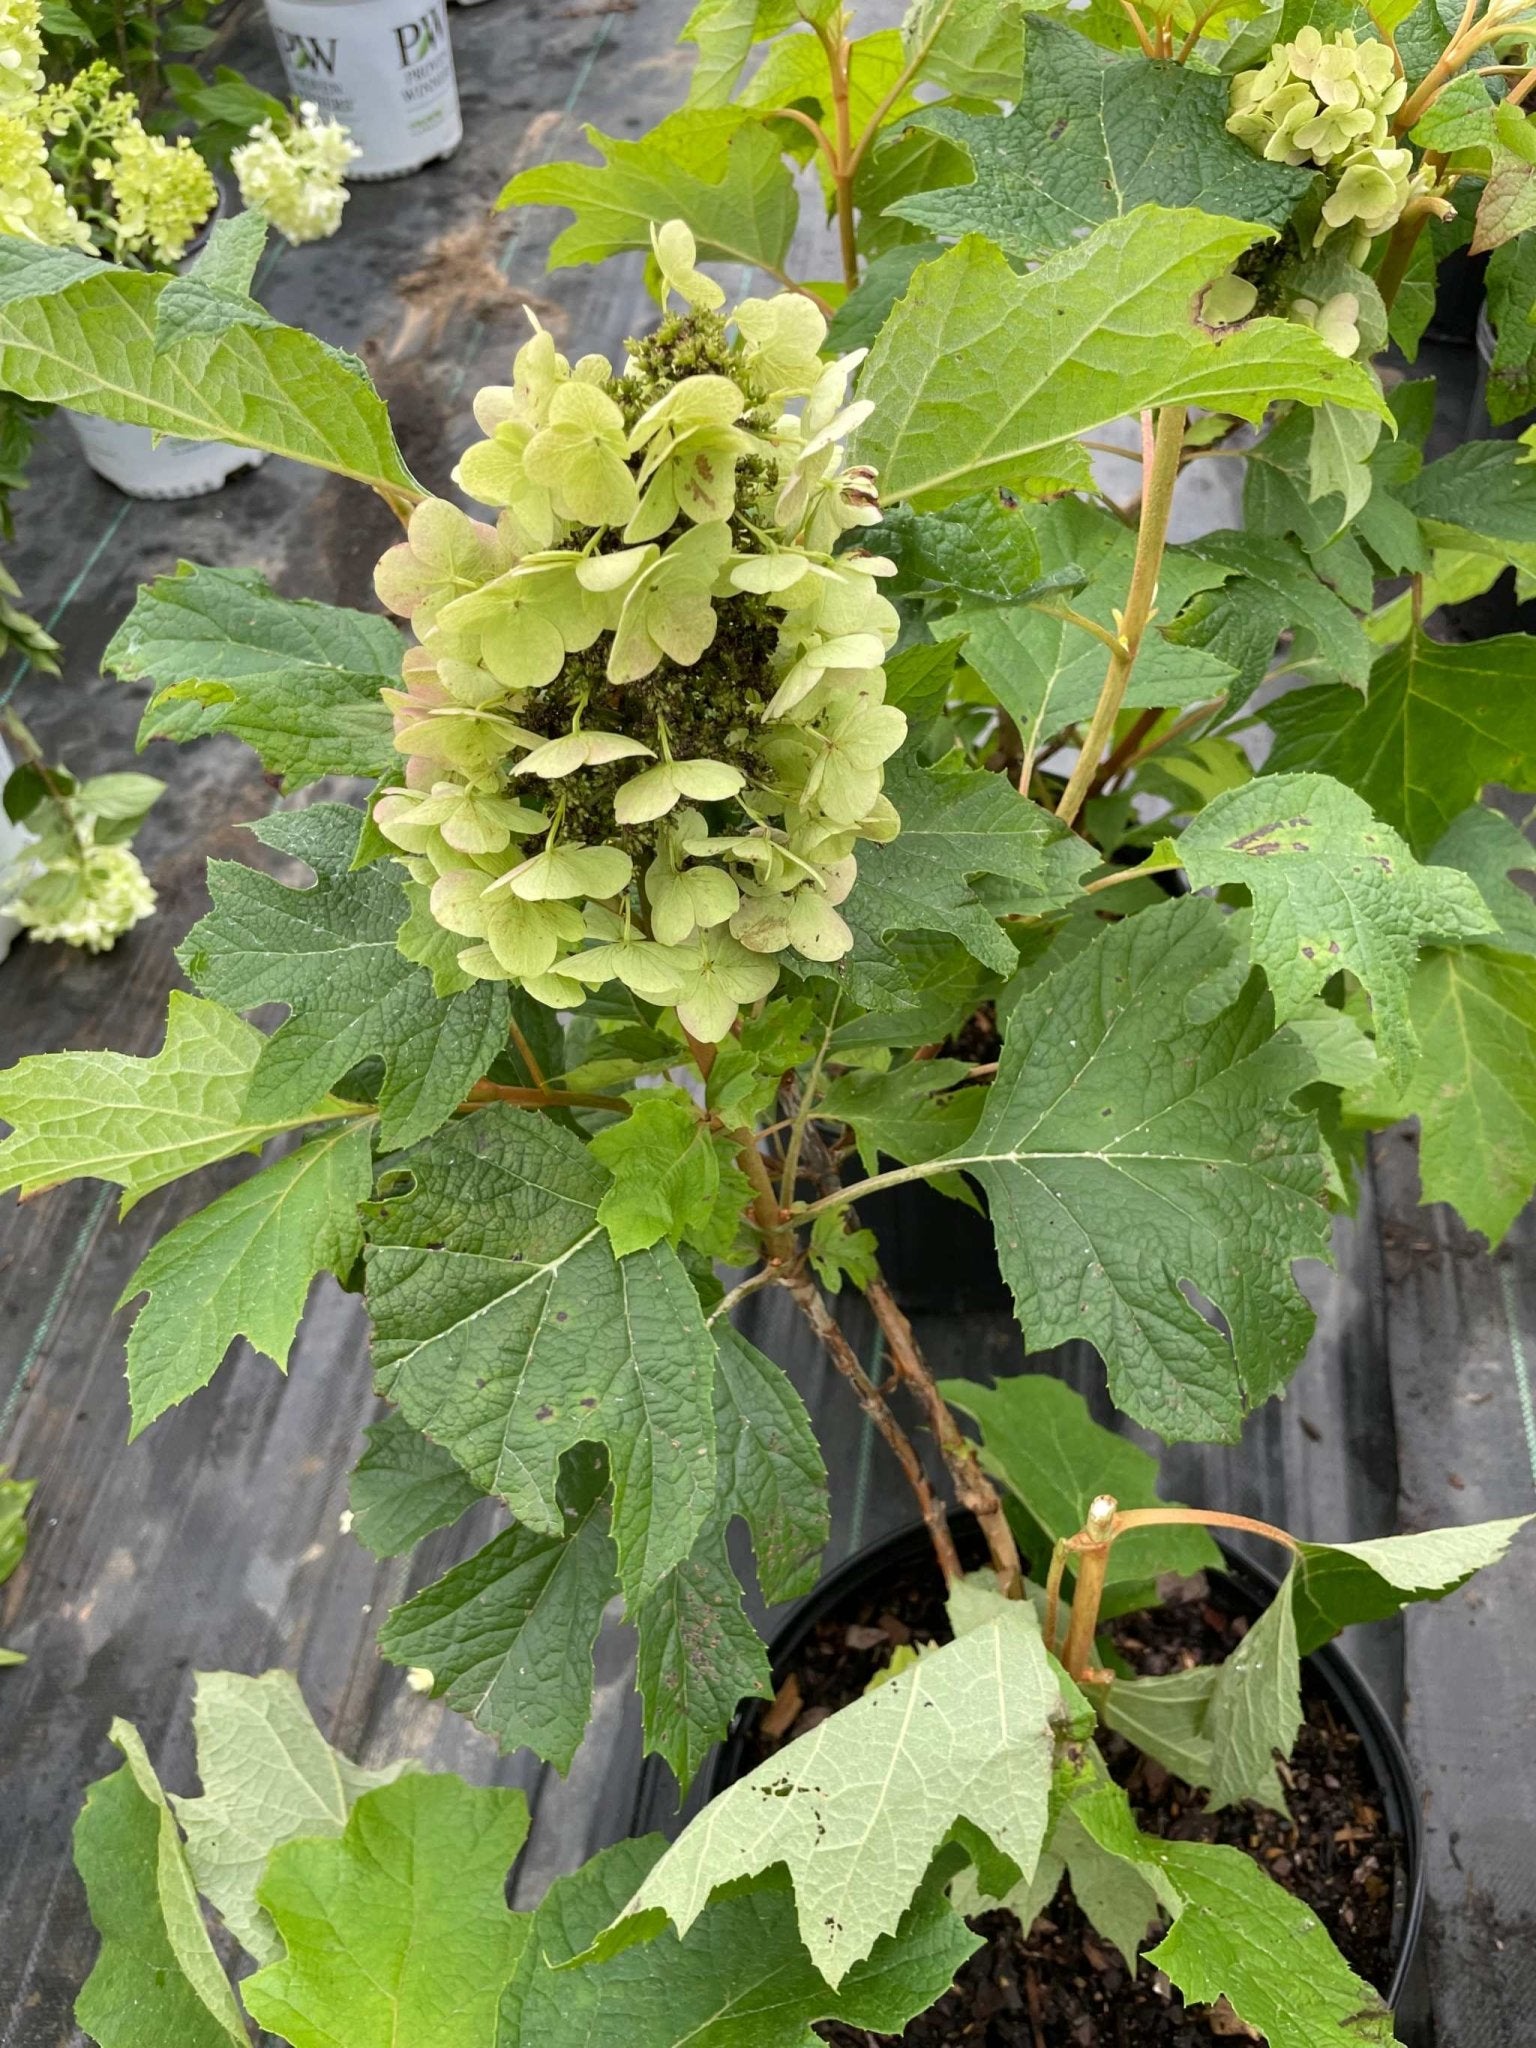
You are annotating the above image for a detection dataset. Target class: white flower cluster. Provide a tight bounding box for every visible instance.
[372,221,903,1042]
[3,836,155,951]
[232,101,358,247]
[1228,28,1434,259]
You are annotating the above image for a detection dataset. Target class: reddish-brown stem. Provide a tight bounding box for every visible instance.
[767,103,840,180]
[1374,206,1430,315]
[825,28,860,294]
[1118,0,1157,57]
[863,1275,1023,1594]
[1060,1496,1118,1680]
[1109,1504,1301,1552]
[505,1015,546,1089]
[1090,706,1162,796]
[784,1265,964,1583]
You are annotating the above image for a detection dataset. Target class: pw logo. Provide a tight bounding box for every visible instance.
[394,4,447,66]
[276,30,337,75]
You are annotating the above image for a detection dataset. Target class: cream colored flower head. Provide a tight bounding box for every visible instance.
[373,222,902,1041]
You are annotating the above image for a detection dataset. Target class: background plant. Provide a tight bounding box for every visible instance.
[0,0,1534,2038]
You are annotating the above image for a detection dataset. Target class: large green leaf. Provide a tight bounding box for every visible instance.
[365,1104,717,1601]
[242,1774,529,2048]
[828,748,1094,1006]
[108,564,400,792]
[1095,1665,1220,1785]
[1264,633,1536,854]
[1201,1564,1300,1811]
[0,992,354,1211]
[117,1122,373,1437]
[74,1722,249,2048]
[347,1409,484,1558]
[598,1600,1061,1987]
[1168,529,1375,692]
[931,899,1331,1441]
[939,1373,1220,1603]
[1431,805,1536,957]
[890,23,1314,258]
[1483,234,1536,426]
[500,108,797,276]
[905,0,1028,98]
[632,1325,826,1789]
[1400,437,1536,570]
[500,1844,979,2048]
[679,0,825,106]
[1180,771,1494,1079]
[938,498,1237,755]
[1353,943,1536,1245]
[852,214,1389,507]
[377,1446,618,1772]
[172,1670,406,1967]
[179,804,506,1150]
[1290,1516,1532,1652]
[0,237,418,510]
[820,1059,987,1180]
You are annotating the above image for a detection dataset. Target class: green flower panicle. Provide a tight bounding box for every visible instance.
[373,221,902,1042]
[1227,27,1440,261]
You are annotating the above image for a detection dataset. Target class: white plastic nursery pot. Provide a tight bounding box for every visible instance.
[64,414,264,501]
[263,0,462,179]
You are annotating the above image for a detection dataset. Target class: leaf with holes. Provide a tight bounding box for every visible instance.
[110,563,400,791]
[1180,772,1493,1079]
[927,899,1331,1442]
[364,1104,716,1602]
[179,804,506,1150]
[595,1599,1061,1987]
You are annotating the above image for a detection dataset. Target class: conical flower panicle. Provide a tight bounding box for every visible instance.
[372,221,901,1041]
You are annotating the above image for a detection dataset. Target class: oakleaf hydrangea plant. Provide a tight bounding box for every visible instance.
[1,0,1535,2041]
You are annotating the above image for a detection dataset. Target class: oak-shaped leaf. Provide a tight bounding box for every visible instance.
[117,1122,374,1437]
[347,1408,485,1558]
[377,1445,618,1773]
[1180,771,1493,1080]
[828,749,1094,1006]
[0,992,354,1211]
[889,22,1314,260]
[178,803,506,1149]
[939,899,1332,1442]
[500,107,797,276]
[852,212,1388,508]
[594,1600,1060,1987]
[110,563,400,791]
[172,1670,407,1967]
[364,1104,717,1602]
[241,1774,529,2048]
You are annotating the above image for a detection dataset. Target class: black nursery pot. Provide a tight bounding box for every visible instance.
[710,1517,1430,2047]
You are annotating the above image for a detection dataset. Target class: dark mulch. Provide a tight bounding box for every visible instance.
[740,1552,1402,2047]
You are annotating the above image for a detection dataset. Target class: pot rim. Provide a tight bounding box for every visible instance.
[705,1512,1426,2017]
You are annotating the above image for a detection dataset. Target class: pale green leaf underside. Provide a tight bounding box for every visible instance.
[0,237,418,504]
[852,212,1388,508]
[1292,1515,1532,1651]
[73,1721,249,2048]
[118,1121,373,1438]
[605,1602,1060,1987]
[0,991,351,1212]
[172,1669,406,1967]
